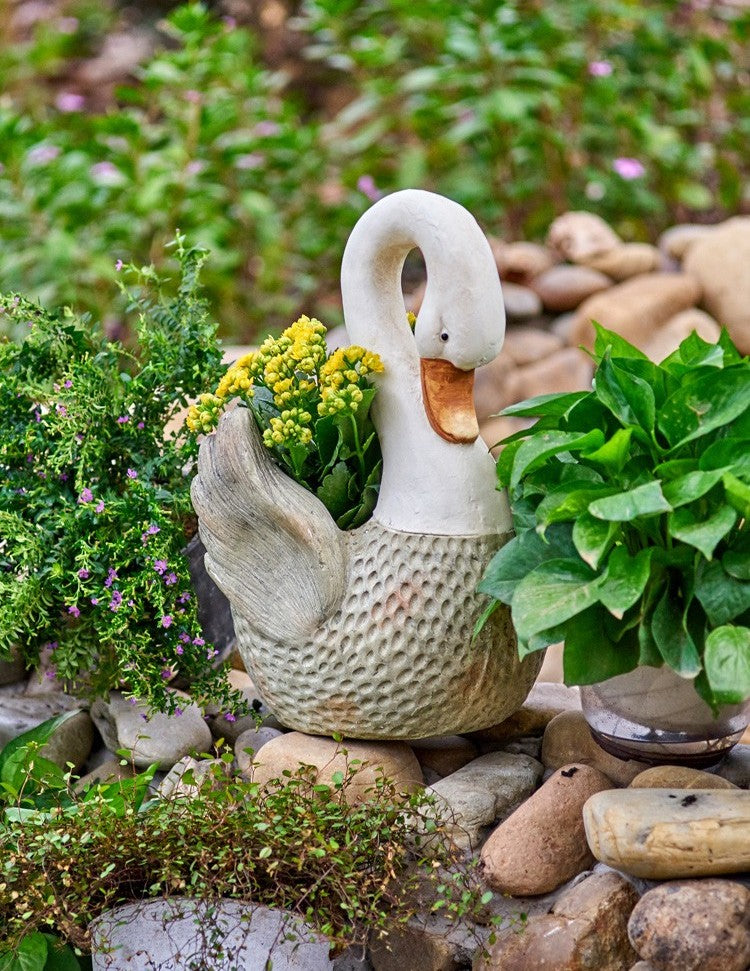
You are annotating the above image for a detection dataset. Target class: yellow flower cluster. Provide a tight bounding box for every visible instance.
[186,314,383,451]
[318,346,384,417]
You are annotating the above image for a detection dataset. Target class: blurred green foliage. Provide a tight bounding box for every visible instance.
[1,0,750,340]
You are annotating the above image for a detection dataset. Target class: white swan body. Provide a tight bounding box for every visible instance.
[192,190,540,739]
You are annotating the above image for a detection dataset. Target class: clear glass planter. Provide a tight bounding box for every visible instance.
[580,665,750,767]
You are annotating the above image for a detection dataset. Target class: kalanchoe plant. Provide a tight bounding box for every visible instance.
[0,237,243,715]
[188,315,384,529]
[479,324,750,711]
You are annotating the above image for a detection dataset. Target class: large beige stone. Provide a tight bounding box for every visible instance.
[542,710,648,786]
[512,347,594,401]
[249,732,423,802]
[641,307,720,363]
[477,872,640,970]
[581,243,660,281]
[547,212,621,262]
[502,326,564,365]
[480,764,613,895]
[629,765,738,791]
[628,879,750,971]
[39,709,93,773]
[473,349,520,420]
[583,788,750,878]
[658,223,717,261]
[502,282,543,319]
[683,216,750,352]
[531,264,611,312]
[490,239,557,284]
[570,273,701,350]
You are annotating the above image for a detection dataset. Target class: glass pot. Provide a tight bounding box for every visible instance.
[580,664,750,767]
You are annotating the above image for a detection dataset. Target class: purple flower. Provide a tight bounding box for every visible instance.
[126,468,138,479]
[174,707,183,717]
[108,590,123,611]
[185,160,206,176]
[357,175,382,202]
[27,144,61,166]
[193,637,205,647]
[95,500,105,513]
[253,120,280,137]
[184,89,201,104]
[178,632,190,643]
[175,645,184,655]
[63,379,72,388]
[161,668,173,680]
[164,572,178,586]
[147,524,160,535]
[78,568,90,579]
[56,404,67,416]
[67,605,80,618]
[34,410,41,422]
[76,433,84,442]
[154,560,168,575]
[224,712,236,722]
[91,597,99,605]
[90,161,121,183]
[59,473,68,482]
[115,259,124,272]
[235,153,264,170]
[104,568,118,588]
[56,92,85,113]
[613,157,645,180]
[161,615,173,628]
[116,415,130,424]
[137,421,145,429]
[588,60,613,77]
[78,488,93,504]
[178,592,191,604]
[57,16,78,33]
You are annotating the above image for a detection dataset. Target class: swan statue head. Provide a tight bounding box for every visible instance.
[192,189,537,739]
[342,189,511,536]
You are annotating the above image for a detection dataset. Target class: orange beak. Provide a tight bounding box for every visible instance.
[420,359,479,444]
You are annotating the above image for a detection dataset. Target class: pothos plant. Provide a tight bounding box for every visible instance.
[0,237,243,715]
[479,324,750,711]
[188,315,384,529]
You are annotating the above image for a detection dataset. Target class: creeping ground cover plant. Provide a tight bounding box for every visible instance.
[479,325,750,711]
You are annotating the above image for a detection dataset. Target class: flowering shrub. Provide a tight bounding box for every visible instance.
[0,237,243,714]
[189,316,384,529]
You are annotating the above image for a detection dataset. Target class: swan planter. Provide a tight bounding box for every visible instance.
[192,190,540,739]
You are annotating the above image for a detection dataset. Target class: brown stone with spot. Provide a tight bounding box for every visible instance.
[475,871,638,970]
[542,710,647,786]
[570,273,700,350]
[480,763,614,895]
[629,766,738,791]
[628,879,750,971]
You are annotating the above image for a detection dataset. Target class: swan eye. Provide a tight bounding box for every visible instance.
[440,332,449,342]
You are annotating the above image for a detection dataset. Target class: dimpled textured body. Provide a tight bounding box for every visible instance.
[233,522,541,739]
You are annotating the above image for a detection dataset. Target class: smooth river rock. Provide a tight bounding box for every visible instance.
[581,243,660,280]
[542,710,648,786]
[531,264,611,312]
[410,734,479,780]
[481,763,613,895]
[429,751,543,849]
[629,766,738,791]
[628,879,750,971]
[640,307,720,363]
[547,211,621,262]
[583,788,750,879]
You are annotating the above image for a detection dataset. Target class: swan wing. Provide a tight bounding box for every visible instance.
[191,407,346,643]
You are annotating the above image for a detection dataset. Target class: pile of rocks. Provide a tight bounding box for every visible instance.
[406,211,750,455]
[4,651,749,971]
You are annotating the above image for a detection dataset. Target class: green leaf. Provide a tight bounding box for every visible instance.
[534,481,616,536]
[0,934,48,971]
[41,937,81,971]
[598,548,652,619]
[662,468,728,508]
[501,391,589,418]
[510,429,605,490]
[698,439,750,477]
[723,550,750,581]
[704,626,750,705]
[316,462,353,520]
[0,710,78,791]
[562,606,638,684]
[572,512,620,570]
[592,323,650,362]
[651,583,701,676]
[658,367,750,447]
[593,353,655,433]
[478,526,577,604]
[638,611,663,667]
[588,480,672,522]
[696,560,750,626]
[511,558,603,642]
[723,472,750,520]
[581,427,632,474]
[655,459,697,479]
[668,504,736,560]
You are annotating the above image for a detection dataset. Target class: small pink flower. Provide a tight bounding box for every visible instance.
[154,560,168,575]
[357,175,382,202]
[95,500,105,513]
[67,605,80,618]
[235,153,263,170]
[185,160,206,176]
[161,615,173,628]
[224,712,236,722]
[126,468,138,479]
[91,597,99,605]
[588,60,613,77]
[116,415,130,424]
[78,568,89,579]
[175,645,184,655]
[90,161,121,183]
[57,16,78,33]
[27,144,61,166]
[613,157,645,180]
[184,89,201,104]
[115,259,124,272]
[253,120,280,137]
[78,488,93,504]
[63,379,72,388]
[56,92,85,113]
[137,421,145,429]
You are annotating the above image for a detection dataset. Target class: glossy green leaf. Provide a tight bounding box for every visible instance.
[562,606,639,684]
[704,626,750,704]
[510,429,605,490]
[511,558,603,642]
[658,368,750,447]
[0,934,48,971]
[0,710,78,791]
[655,459,697,479]
[535,481,616,536]
[572,513,620,570]
[696,560,750,625]
[723,550,750,581]
[588,480,672,522]
[662,468,727,507]
[598,548,652,619]
[501,391,589,418]
[668,504,736,560]
[592,323,650,362]
[478,526,577,604]
[593,354,656,433]
[581,427,633,474]
[651,583,701,676]
[723,472,750,519]
[698,439,750,477]
[41,937,81,971]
